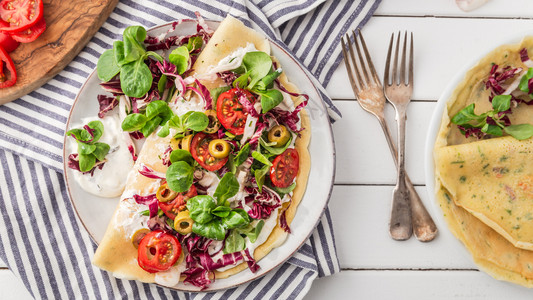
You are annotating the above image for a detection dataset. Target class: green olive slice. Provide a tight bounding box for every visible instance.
[268,125,290,147]
[208,139,230,159]
[156,183,178,202]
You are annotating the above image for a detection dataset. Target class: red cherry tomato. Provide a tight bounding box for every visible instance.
[0,31,18,52]
[158,185,197,220]
[216,88,255,135]
[10,16,45,43]
[0,0,44,33]
[0,45,16,88]
[270,148,299,188]
[137,230,181,273]
[190,132,228,171]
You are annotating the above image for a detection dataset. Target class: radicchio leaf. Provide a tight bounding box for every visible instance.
[520,48,533,68]
[138,163,166,179]
[97,95,118,118]
[133,194,158,218]
[67,154,105,176]
[279,197,292,233]
[244,185,282,219]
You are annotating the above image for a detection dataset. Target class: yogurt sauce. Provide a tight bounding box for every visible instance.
[67,114,134,198]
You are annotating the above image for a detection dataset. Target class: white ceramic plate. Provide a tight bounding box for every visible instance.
[424,35,529,258]
[63,20,335,292]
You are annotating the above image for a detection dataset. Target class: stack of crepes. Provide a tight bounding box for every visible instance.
[434,36,533,287]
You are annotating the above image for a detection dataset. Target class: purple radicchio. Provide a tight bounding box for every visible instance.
[133,194,159,218]
[521,48,533,68]
[97,95,118,118]
[485,64,522,95]
[67,154,105,176]
[138,163,166,179]
[244,185,282,219]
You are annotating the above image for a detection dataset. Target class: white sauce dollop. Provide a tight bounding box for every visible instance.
[155,260,187,287]
[68,114,134,197]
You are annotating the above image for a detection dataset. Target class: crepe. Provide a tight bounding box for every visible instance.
[92,15,311,285]
[434,36,533,287]
[435,136,533,250]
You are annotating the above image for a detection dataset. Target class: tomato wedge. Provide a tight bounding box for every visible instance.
[10,16,45,43]
[270,148,299,188]
[0,45,16,88]
[158,185,197,220]
[217,88,255,135]
[190,132,228,171]
[0,30,18,52]
[0,0,44,33]
[137,230,181,273]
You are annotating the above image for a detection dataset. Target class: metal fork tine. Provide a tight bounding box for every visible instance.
[400,31,407,85]
[341,35,360,95]
[353,30,370,86]
[346,32,365,90]
[392,31,400,85]
[409,32,414,86]
[358,29,380,85]
[384,33,394,86]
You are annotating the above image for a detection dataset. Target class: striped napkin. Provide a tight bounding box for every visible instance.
[0,0,380,299]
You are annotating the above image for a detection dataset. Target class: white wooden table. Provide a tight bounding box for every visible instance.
[3,1,533,299]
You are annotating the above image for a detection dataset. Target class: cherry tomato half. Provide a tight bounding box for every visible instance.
[190,132,228,171]
[270,148,299,188]
[137,230,181,273]
[0,45,16,88]
[158,185,197,220]
[0,30,18,52]
[10,16,45,43]
[216,88,255,135]
[0,0,44,33]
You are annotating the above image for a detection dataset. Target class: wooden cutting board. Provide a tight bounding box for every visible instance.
[0,0,119,105]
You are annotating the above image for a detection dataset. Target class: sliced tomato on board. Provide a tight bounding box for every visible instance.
[0,0,44,33]
[216,88,255,135]
[0,45,16,88]
[270,148,299,188]
[10,16,45,43]
[190,132,228,171]
[137,230,181,273]
[158,185,197,220]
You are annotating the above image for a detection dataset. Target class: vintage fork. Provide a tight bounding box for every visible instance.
[340,29,437,241]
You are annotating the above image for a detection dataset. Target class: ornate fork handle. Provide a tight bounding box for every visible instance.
[378,115,436,241]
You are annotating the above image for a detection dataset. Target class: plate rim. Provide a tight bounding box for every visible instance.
[62,19,336,292]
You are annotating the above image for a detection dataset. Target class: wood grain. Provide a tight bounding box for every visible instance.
[0,0,119,104]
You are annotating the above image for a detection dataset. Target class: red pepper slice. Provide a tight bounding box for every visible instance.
[0,45,16,88]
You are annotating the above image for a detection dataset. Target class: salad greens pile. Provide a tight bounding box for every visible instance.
[66,121,110,172]
[234,51,284,113]
[452,95,533,140]
[452,49,533,141]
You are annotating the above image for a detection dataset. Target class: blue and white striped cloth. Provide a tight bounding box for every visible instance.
[0,0,380,299]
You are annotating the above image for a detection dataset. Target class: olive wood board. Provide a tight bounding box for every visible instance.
[0,0,119,105]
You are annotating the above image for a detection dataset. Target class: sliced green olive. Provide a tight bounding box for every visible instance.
[156,183,178,202]
[174,210,193,235]
[203,110,221,134]
[131,228,150,249]
[268,125,290,147]
[208,139,230,158]
[181,134,193,152]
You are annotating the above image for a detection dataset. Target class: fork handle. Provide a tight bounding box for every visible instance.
[377,116,438,242]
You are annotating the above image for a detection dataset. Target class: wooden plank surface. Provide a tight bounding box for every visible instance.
[0,0,119,104]
[305,270,532,300]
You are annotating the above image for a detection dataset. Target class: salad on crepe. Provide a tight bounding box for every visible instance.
[65,13,311,289]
